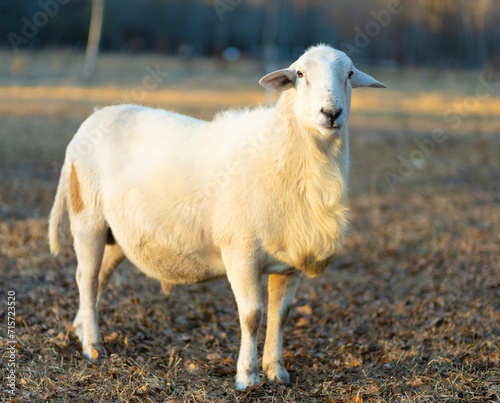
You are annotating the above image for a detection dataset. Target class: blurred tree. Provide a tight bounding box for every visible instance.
[84,0,104,77]
[262,0,284,103]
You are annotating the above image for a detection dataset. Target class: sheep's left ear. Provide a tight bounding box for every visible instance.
[351,67,387,88]
[259,68,296,91]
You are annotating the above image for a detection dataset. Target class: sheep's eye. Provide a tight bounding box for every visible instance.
[348,71,354,79]
[297,71,304,78]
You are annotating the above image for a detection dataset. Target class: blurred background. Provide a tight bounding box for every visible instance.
[2,0,500,83]
[2,0,500,67]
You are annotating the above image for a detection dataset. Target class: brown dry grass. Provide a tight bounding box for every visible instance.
[1,52,500,402]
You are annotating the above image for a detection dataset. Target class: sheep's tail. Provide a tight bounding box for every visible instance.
[49,161,69,255]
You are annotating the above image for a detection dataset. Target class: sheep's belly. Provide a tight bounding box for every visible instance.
[123,242,299,283]
[125,242,227,284]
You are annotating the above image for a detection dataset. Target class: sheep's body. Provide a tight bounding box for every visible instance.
[49,44,386,390]
[55,99,348,281]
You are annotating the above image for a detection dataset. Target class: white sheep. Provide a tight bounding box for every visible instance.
[48,44,386,390]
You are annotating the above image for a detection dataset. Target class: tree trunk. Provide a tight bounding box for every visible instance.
[84,0,105,77]
[262,0,282,105]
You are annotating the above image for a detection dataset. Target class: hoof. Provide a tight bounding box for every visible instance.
[235,371,260,390]
[82,344,106,362]
[264,362,290,385]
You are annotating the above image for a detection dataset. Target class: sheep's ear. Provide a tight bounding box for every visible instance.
[259,68,296,91]
[351,67,387,88]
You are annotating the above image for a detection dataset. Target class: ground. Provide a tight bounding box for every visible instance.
[0,51,499,402]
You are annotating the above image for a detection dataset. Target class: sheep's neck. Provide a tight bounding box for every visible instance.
[259,91,349,275]
[270,90,348,194]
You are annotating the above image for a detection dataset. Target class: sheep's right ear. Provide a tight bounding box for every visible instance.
[351,67,387,88]
[259,69,296,91]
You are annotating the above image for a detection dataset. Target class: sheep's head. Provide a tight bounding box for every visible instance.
[259,44,386,137]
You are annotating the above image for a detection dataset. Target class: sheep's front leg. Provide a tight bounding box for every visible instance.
[263,272,300,384]
[222,248,262,390]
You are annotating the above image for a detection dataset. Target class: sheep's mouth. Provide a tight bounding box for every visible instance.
[319,124,342,131]
[317,125,343,137]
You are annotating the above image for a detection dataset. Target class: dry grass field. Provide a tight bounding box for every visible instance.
[1,51,500,402]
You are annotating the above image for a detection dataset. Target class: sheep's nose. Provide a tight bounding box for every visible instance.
[320,107,343,125]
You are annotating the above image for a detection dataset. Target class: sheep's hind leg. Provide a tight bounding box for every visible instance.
[263,272,301,384]
[96,242,125,307]
[72,227,107,361]
[74,241,124,343]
